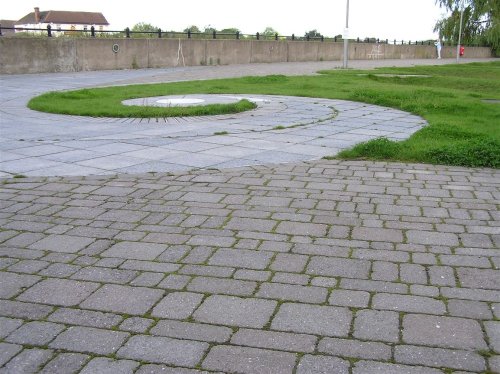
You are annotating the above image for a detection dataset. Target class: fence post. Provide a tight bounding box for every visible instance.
[256,32,259,40]
[47,25,52,37]
[187,30,191,39]
[125,27,130,38]
[90,26,95,37]
[213,30,216,39]
[236,31,239,39]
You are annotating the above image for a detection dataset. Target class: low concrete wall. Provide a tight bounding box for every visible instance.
[0,37,493,74]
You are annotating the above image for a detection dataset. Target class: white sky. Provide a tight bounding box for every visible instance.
[1,0,447,41]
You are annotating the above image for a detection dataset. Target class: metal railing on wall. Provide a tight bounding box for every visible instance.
[0,25,488,47]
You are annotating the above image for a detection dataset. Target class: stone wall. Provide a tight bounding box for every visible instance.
[0,37,493,74]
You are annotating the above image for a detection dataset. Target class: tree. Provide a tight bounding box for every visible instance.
[434,0,500,53]
[304,29,323,39]
[183,25,201,33]
[262,27,279,38]
[131,22,160,37]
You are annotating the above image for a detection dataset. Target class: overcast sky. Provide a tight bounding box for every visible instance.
[1,0,448,40]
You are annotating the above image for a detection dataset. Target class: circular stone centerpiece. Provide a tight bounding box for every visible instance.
[122,94,269,108]
[156,98,206,106]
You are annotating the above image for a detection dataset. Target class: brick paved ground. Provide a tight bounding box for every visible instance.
[1,160,499,373]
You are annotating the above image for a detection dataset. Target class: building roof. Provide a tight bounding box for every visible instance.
[0,20,16,33]
[16,10,109,26]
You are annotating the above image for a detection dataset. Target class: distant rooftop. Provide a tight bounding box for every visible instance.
[16,9,109,26]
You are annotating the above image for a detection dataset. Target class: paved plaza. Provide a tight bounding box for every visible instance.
[0,59,499,373]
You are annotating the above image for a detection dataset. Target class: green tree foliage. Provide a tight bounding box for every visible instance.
[434,0,500,53]
[131,22,160,37]
[262,27,279,37]
[304,29,323,38]
[183,25,201,33]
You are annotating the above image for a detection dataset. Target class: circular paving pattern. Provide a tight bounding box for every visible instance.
[0,93,427,177]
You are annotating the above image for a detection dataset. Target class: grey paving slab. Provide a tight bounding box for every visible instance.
[0,59,498,374]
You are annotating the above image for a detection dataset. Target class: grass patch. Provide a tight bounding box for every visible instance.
[213,131,229,136]
[29,91,256,118]
[29,62,500,167]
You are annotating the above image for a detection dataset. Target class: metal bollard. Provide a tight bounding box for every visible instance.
[158,28,162,38]
[213,30,216,39]
[47,25,52,37]
[256,32,259,40]
[275,33,278,41]
[125,27,130,38]
[91,26,95,37]
[236,31,239,40]
[188,30,191,39]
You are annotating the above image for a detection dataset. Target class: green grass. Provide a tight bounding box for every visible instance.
[29,62,500,168]
[28,90,256,118]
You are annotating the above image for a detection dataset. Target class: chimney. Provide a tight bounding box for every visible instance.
[34,7,40,23]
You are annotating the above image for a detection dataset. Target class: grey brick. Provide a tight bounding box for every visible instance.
[329,290,370,308]
[8,259,49,274]
[270,253,309,272]
[80,357,139,374]
[157,274,191,290]
[403,314,487,350]
[0,272,40,298]
[307,257,370,279]
[395,345,486,372]
[372,293,446,314]
[371,261,398,281]
[101,242,167,260]
[410,285,439,297]
[202,345,296,374]
[257,283,327,303]
[80,284,164,315]
[460,233,494,248]
[234,269,272,281]
[440,254,491,268]
[352,227,403,242]
[340,278,407,294]
[130,272,164,287]
[272,272,309,285]
[119,317,154,333]
[71,266,138,284]
[188,276,257,296]
[152,292,204,319]
[208,248,273,270]
[406,230,459,246]
[117,335,208,367]
[448,299,493,319]
[0,300,53,320]
[225,217,276,232]
[187,235,235,247]
[17,278,100,307]
[231,328,317,353]
[296,354,349,374]
[50,326,129,355]
[318,337,391,360]
[428,266,456,286]
[30,234,94,253]
[353,310,399,343]
[194,295,276,328]
[6,321,65,346]
[353,360,443,374]
[0,348,53,374]
[259,240,292,253]
[271,303,351,337]
[39,353,89,374]
[400,264,427,284]
[135,365,208,374]
[38,263,80,278]
[48,308,122,328]
[120,260,179,274]
[179,264,234,277]
[441,287,500,302]
[0,317,23,339]
[275,221,327,236]
[485,321,500,353]
[0,342,22,367]
[151,320,232,343]
[457,267,500,290]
